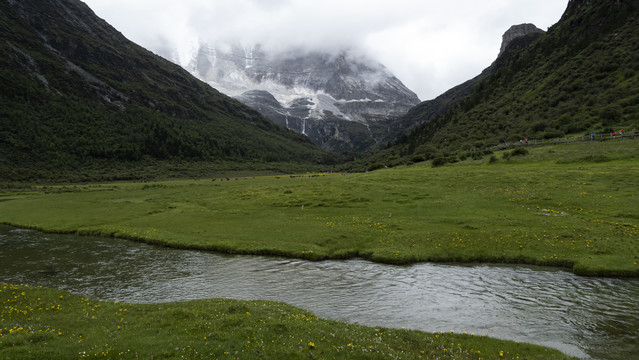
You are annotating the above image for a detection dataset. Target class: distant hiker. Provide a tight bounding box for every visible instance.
[620,129,624,137]
[520,139,524,145]
[525,138,528,144]
[591,131,595,140]
[613,130,617,139]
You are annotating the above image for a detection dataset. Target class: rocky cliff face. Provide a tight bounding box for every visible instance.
[180,43,421,152]
[499,24,545,56]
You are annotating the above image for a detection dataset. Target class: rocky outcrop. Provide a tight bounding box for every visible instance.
[499,24,545,56]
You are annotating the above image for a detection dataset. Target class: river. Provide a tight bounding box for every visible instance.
[1,225,637,359]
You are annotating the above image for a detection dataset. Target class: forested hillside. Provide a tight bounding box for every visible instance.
[0,0,330,182]
[378,0,639,165]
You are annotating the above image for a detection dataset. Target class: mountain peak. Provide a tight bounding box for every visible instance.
[179,42,420,152]
[499,23,545,56]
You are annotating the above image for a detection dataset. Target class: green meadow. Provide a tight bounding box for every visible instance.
[1,140,638,277]
[0,140,636,359]
[0,283,578,360]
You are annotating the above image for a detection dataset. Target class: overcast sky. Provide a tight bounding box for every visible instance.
[83,0,568,100]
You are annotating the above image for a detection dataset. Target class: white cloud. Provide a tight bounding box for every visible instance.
[83,0,567,100]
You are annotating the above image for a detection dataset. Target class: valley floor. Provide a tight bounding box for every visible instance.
[1,140,637,359]
[1,140,637,277]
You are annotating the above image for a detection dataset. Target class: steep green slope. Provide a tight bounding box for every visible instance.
[383,0,639,163]
[0,0,330,182]
[381,30,545,148]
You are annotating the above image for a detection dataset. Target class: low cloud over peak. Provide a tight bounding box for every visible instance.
[84,0,566,100]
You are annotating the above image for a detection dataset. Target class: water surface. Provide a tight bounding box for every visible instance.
[1,225,638,360]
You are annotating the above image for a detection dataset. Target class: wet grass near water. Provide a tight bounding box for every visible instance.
[0,283,578,359]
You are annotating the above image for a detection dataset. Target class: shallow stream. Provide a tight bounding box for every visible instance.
[1,225,638,359]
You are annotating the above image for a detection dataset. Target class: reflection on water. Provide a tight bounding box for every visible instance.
[1,225,638,360]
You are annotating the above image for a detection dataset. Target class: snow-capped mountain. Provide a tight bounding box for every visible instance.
[175,42,420,152]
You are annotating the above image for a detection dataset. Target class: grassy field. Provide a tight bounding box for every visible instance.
[1,140,638,277]
[0,283,578,360]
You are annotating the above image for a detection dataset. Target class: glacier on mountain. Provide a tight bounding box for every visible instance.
[172,41,420,152]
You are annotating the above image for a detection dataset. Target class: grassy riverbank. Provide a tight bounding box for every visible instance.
[0,283,578,359]
[1,140,638,276]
